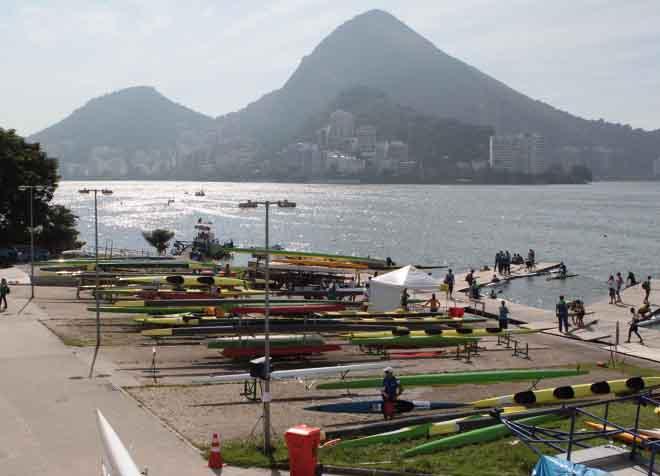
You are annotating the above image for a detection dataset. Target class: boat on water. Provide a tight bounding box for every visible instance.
[194,189,205,196]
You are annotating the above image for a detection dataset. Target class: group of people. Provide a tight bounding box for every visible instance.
[494,249,536,276]
[0,278,9,311]
[606,272,652,305]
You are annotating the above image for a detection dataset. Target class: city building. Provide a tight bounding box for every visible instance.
[328,110,355,148]
[356,125,377,156]
[325,151,365,175]
[489,133,545,174]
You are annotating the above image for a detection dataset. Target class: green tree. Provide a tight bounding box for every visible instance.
[142,229,175,255]
[0,128,80,253]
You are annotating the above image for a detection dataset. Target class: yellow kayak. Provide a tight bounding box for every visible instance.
[472,376,660,408]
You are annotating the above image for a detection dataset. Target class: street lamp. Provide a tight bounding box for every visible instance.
[238,199,297,455]
[79,187,113,378]
[18,185,48,299]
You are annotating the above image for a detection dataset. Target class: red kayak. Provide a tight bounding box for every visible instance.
[390,350,446,359]
[222,344,341,359]
[231,304,345,315]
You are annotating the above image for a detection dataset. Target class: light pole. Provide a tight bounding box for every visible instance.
[238,199,296,455]
[79,187,113,378]
[18,185,47,299]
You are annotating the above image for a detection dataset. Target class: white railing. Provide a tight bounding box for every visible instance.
[96,409,143,476]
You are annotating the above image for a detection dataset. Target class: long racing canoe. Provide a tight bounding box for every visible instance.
[317,368,588,390]
[471,376,660,408]
[305,399,466,414]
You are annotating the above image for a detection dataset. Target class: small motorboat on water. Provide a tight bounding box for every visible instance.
[194,189,205,197]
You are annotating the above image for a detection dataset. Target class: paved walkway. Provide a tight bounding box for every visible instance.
[0,271,279,476]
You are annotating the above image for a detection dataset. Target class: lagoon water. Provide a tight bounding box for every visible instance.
[55,181,660,310]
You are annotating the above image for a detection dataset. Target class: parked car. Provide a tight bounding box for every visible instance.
[0,247,18,266]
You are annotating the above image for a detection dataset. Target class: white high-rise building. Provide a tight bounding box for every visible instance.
[489,133,545,174]
[328,110,355,141]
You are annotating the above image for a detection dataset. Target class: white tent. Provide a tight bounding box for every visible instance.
[368,265,442,311]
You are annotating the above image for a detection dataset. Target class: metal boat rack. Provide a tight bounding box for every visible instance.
[498,391,660,476]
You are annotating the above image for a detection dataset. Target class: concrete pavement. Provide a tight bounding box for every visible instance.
[0,272,281,476]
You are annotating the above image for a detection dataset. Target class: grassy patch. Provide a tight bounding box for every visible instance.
[218,400,660,475]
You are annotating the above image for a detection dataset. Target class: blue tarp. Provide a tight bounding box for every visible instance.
[532,455,612,476]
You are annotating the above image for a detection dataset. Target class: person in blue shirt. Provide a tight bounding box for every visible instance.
[556,295,570,333]
[498,300,510,330]
[381,367,402,420]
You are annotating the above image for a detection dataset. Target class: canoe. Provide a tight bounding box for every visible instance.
[317,368,588,390]
[403,413,561,456]
[304,399,467,414]
[639,428,660,439]
[471,376,660,408]
[141,323,395,337]
[546,274,579,281]
[318,311,457,318]
[348,334,480,349]
[348,327,541,339]
[208,334,325,349]
[583,421,648,445]
[93,300,332,314]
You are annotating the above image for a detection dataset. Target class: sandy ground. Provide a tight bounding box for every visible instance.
[18,284,660,447]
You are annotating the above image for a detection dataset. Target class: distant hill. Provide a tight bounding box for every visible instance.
[30,86,216,178]
[224,9,660,177]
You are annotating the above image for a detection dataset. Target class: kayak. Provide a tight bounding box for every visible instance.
[93,300,333,314]
[318,311,459,318]
[471,376,660,408]
[304,399,467,414]
[583,421,648,445]
[403,413,561,456]
[348,327,542,339]
[317,368,588,390]
[118,275,245,287]
[336,407,527,449]
[208,334,325,349]
[226,247,388,267]
[230,304,346,315]
[137,289,265,299]
[141,322,395,337]
[222,344,341,359]
[348,334,480,349]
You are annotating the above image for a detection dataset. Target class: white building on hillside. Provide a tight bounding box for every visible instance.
[489,133,545,174]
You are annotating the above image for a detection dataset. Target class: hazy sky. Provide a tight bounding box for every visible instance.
[2,1,659,136]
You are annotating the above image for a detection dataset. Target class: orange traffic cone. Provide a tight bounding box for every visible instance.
[208,433,224,469]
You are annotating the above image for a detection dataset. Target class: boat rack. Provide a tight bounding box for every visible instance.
[498,391,660,475]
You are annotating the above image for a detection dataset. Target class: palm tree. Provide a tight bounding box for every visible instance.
[142,229,175,255]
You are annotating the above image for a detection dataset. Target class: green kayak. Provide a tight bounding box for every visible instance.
[348,334,480,348]
[403,413,561,457]
[317,368,588,390]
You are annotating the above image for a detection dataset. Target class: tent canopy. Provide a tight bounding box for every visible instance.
[369,265,441,311]
[371,265,441,289]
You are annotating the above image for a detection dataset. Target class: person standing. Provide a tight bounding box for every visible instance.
[444,269,455,299]
[0,278,9,311]
[615,272,624,303]
[626,307,644,345]
[381,367,402,420]
[626,271,638,287]
[607,275,616,304]
[423,293,440,313]
[465,269,475,287]
[494,251,501,274]
[642,276,652,305]
[498,300,510,331]
[400,287,410,311]
[504,251,511,275]
[556,295,569,333]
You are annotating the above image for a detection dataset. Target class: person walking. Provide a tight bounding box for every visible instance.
[556,295,569,333]
[615,272,624,303]
[0,278,9,311]
[642,276,652,305]
[626,307,644,345]
[498,300,510,331]
[444,269,455,300]
[381,367,402,420]
[607,275,616,304]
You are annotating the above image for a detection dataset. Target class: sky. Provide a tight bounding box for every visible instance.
[1,0,659,136]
